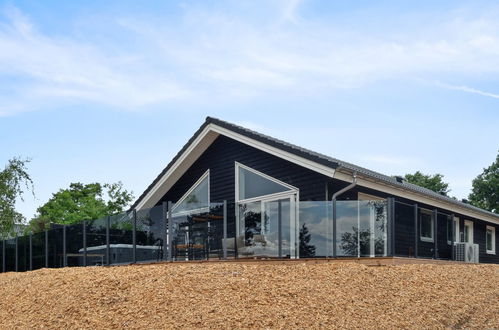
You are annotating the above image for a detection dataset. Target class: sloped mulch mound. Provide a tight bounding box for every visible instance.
[0,262,497,329]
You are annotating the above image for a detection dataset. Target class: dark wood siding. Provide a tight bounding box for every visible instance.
[156,135,329,205]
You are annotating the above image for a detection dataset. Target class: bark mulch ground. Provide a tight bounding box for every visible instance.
[0,262,497,329]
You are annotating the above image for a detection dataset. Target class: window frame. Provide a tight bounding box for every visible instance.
[171,169,210,216]
[447,216,460,245]
[486,225,496,255]
[464,220,474,244]
[419,208,434,243]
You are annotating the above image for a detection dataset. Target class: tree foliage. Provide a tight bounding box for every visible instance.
[27,182,133,232]
[468,151,499,214]
[404,171,450,196]
[299,223,316,258]
[0,157,34,239]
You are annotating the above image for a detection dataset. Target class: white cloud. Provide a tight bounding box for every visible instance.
[1,3,499,115]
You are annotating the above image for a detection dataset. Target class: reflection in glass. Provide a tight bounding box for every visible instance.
[238,166,291,200]
[136,205,165,263]
[238,198,292,258]
[31,232,45,270]
[336,201,387,257]
[85,218,107,266]
[171,203,224,261]
[172,173,209,215]
[298,202,332,258]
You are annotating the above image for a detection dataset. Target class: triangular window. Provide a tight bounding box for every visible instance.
[237,163,295,201]
[172,170,209,215]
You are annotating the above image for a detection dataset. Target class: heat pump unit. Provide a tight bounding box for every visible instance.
[454,243,479,263]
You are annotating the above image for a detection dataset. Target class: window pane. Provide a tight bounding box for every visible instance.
[486,229,493,251]
[420,212,433,240]
[173,175,209,214]
[238,167,290,200]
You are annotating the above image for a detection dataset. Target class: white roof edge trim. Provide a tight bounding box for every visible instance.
[334,170,499,225]
[136,122,499,225]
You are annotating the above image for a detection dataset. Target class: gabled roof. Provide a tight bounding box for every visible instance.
[131,116,499,223]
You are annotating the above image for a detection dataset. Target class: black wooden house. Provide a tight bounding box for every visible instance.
[131,117,499,264]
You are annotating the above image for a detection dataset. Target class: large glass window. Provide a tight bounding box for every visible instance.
[236,163,298,259]
[420,209,434,242]
[486,226,496,254]
[172,170,209,215]
[237,164,291,200]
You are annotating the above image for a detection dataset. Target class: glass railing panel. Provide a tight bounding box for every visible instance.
[17,236,29,272]
[85,218,107,266]
[336,201,360,257]
[437,212,452,260]
[4,238,16,272]
[109,212,134,265]
[394,201,416,257]
[136,205,165,263]
[299,201,333,258]
[170,203,224,261]
[48,226,64,268]
[66,223,84,267]
[32,232,45,270]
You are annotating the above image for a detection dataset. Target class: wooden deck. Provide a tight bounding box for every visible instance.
[130,256,467,267]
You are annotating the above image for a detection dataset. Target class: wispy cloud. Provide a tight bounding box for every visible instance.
[436,81,499,99]
[2,2,499,115]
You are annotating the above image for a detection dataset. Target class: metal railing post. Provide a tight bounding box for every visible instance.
[106,216,110,266]
[63,225,67,267]
[162,202,167,261]
[223,200,227,260]
[278,200,282,258]
[332,200,337,258]
[167,201,173,262]
[83,221,87,267]
[451,214,455,261]
[29,233,33,271]
[433,209,438,259]
[2,240,5,272]
[414,204,418,258]
[45,230,48,268]
[133,210,137,263]
[387,197,395,257]
[15,236,18,272]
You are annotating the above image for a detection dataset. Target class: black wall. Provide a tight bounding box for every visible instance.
[156,135,330,205]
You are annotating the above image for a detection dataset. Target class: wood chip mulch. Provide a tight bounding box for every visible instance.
[0,262,497,329]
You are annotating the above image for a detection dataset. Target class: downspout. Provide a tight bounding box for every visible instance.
[331,170,357,258]
[331,171,358,201]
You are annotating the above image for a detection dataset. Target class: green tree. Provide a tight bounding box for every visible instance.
[468,151,499,214]
[27,181,133,232]
[0,157,34,239]
[403,171,450,196]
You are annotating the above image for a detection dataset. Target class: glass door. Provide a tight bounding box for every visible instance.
[237,194,297,258]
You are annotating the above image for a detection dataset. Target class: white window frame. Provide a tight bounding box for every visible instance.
[171,169,210,216]
[420,208,434,243]
[464,220,474,244]
[235,162,298,203]
[447,216,460,245]
[235,162,300,258]
[486,225,496,255]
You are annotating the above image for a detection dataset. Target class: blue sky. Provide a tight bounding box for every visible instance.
[1,0,498,220]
